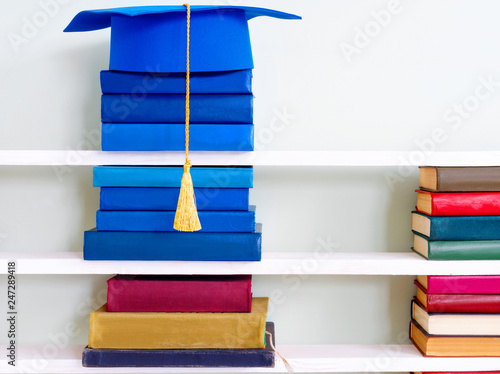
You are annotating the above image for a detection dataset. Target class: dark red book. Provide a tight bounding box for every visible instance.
[416,190,500,216]
[415,281,500,313]
[107,275,252,312]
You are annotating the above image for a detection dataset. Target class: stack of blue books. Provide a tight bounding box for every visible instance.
[100,70,254,151]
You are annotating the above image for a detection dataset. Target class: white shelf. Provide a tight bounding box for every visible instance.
[1,344,499,373]
[2,252,500,275]
[2,150,500,166]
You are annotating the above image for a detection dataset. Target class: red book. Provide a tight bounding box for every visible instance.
[416,190,500,216]
[417,275,500,294]
[107,275,252,312]
[415,281,500,313]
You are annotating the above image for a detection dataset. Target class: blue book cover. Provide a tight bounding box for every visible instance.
[100,69,252,94]
[93,166,253,188]
[82,322,274,368]
[102,94,253,124]
[412,211,500,240]
[96,207,256,232]
[102,124,254,151]
[83,225,262,261]
[100,187,249,211]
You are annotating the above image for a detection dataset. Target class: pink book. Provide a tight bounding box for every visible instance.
[107,275,252,312]
[418,275,500,294]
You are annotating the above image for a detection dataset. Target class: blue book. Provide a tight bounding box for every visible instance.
[100,187,249,211]
[100,69,252,94]
[82,322,275,368]
[96,207,256,232]
[93,166,253,188]
[83,225,262,261]
[412,211,500,240]
[101,94,253,124]
[102,124,254,151]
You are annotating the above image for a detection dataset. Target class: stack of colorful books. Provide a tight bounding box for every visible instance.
[64,5,300,368]
[410,166,500,356]
[82,275,274,368]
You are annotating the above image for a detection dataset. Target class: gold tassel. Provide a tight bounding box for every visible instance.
[173,3,201,232]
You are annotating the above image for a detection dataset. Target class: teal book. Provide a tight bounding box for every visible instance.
[93,166,253,188]
[413,234,500,260]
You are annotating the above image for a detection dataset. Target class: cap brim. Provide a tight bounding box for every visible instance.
[64,5,301,32]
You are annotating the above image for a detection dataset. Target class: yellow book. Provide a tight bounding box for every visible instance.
[88,297,269,349]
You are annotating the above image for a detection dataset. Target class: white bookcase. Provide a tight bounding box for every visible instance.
[1,150,500,373]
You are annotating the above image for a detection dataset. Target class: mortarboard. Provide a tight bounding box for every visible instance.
[64,5,301,73]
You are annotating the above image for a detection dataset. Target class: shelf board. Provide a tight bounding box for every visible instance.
[2,252,500,275]
[2,150,500,166]
[1,344,499,373]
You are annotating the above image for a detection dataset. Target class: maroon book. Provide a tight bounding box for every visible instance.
[415,280,500,313]
[107,275,252,312]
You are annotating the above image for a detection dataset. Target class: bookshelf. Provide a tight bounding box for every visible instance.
[1,151,500,373]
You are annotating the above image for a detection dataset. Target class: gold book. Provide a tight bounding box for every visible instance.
[89,297,269,349]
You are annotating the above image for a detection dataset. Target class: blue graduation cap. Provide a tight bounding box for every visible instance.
[64,5,300,73]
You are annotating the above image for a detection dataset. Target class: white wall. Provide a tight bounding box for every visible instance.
[1,0,500,368]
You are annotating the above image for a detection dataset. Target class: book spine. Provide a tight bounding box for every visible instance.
[93,166,254,188]
[101,124,254,151]
[96,210,256,233]
[88,298,268,349]
[100,69,252,94]
[428,191,500,216]
[107,276,252,313]
[83,229,262,261]
[428,240,500,260]
[83,323,274,368]
[100,187,250,211]
[426,294,500,313]
[427,275,500,294]
[426,215,500,240]
[437,166,500,192]
[101,94,253,124]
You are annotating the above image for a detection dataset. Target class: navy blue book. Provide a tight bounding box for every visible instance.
[96,207,256,232]
[101,94,253,124]
[82,322,275,368]
[93,166,253,188]
[101,124,254,151]
[412,211,500,240]
[100,187,249,211]
[100,69,252,94]
[83,224,262,261]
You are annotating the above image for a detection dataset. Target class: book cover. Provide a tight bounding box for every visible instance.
[412,211,500,240]
[107,274,252,312]
[412,234,500,260]
[411,299,500,336]
[99,187,249,211]
[102,123,254,151]
[83,225,262,261]
[417,275,500,294]
[88,298,268,349]
[100,69,252,94]
[415,281,500,313]
[93,166,253,188]
[96,208,256,232]
[420,166,500,192]
[416,190,500,216]
[410,320,500,357]
[82,322,275,368]
[102,94,253,124]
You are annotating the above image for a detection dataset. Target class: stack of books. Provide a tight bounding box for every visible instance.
[410,275,500,356]
[410,166,500,356]
[83,275,275,368]
[64,5,300,368]
[412,166,500,260]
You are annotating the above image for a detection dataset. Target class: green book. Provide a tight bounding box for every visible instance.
[413,234,500,260]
